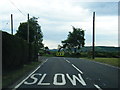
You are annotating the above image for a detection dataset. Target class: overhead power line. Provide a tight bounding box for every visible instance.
[8,0,26,16]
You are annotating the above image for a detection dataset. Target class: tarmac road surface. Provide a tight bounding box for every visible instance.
[12,57,119,90]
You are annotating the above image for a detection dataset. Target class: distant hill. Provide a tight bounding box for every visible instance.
[50,46,119,52]
[81,46,120,52]
[49,49,58,52]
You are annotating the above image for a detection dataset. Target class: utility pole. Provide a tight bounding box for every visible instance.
[92,12,95,59]
[11,14,13,35]
[27,13,30,62]
[27,13,29,43]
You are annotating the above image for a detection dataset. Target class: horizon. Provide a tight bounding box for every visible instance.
[49,45,119,50]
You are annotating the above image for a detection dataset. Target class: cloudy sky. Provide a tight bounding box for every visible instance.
[0,0,119,49]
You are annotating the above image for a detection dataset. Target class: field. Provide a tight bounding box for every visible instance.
[83,58,120,68]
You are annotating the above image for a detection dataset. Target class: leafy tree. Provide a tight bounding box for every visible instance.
[16,17,44,49]
[15,17,44,61]
[57,45,62,52]
[45,46,49,51]
[62,26,85,53]
[44,46,50,54]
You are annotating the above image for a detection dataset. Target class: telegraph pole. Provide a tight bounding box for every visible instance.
[27,13,29,43]
[92,12,95,59]
[11,14,13,35]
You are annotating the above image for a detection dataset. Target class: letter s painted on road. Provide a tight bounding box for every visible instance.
[24,74,41,85]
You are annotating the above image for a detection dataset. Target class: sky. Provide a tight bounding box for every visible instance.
[0,0,119,49]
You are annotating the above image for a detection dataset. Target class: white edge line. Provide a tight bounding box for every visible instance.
[14,66,41,89]
[44,59,48,63]
[13,59,48,89]
[94,84,102,90]
[72,64,83,74]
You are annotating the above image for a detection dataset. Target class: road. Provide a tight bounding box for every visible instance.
[13,57,119,90]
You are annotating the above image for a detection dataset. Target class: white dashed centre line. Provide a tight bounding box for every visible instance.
[64,58,83,74]
[72,64,83,74]
[66,60,70,63]
[63,58,103,89]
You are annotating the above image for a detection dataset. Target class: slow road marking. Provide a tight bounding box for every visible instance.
[13,59,48,89]
[23,73,87,86]
[13,58,102,90]
[53,73,66,85]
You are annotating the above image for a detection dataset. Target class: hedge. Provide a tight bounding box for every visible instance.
[2,31,37,72]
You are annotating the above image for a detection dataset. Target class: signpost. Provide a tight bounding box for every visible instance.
[27,13,29,43]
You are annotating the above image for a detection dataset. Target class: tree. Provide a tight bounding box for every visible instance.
[45,46,49,51]
[16,17,44,49]
[44,46,50,54]
[62,26,85,53]
[16,17,44,61]
[57,45,62,52]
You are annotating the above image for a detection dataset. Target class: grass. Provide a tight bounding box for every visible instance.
[42,54,56,57]
[82,58,120,68]
[2,61,41,88]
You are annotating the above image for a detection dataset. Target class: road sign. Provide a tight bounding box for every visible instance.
[56,51,64,56]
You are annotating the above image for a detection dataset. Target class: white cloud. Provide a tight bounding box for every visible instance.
[0,1,118,48]
[43,39,61,49]
[68,0,119,2]
[96,40,118,47]
[96,16,118,35]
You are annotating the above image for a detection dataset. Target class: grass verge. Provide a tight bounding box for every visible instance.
[2,61,41,88]
[82,58,120,68]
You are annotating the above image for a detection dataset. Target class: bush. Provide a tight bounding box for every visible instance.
[80,52,88,57]
[64,52,71,57]
[2,31,36,72]
[87,50,93,58]
[63,52,81,58]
